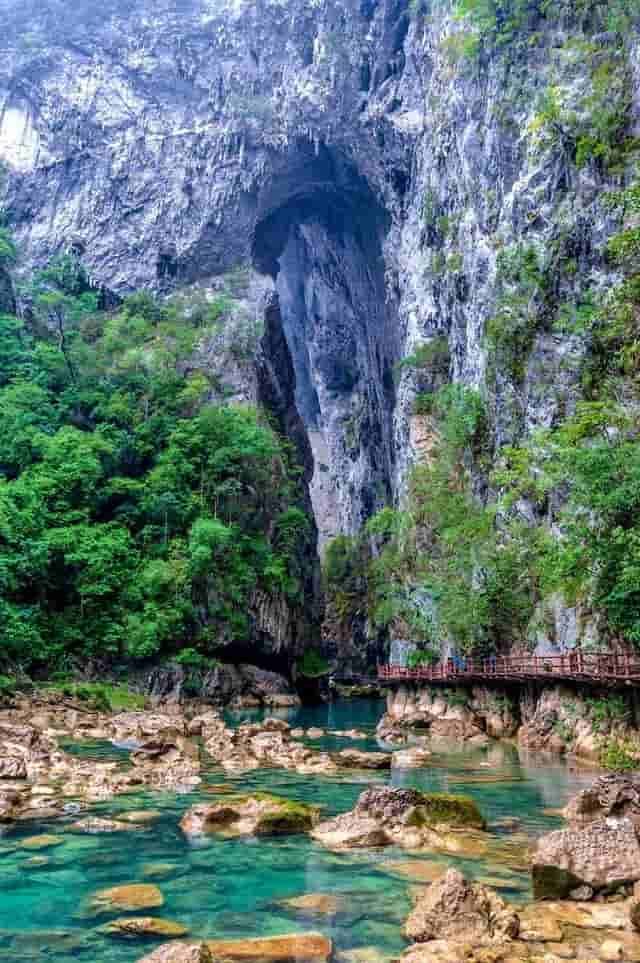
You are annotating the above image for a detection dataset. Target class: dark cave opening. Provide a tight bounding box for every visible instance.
[252,143,399,547]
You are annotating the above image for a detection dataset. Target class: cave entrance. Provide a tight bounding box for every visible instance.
[252,143,398,548]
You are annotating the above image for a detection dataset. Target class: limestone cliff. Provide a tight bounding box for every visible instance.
[1,0,638,665]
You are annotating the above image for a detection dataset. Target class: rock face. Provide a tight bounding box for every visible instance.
[145,663,300,709]
[403,868,520,944]
[2,0,637,667]
[381,682,623,759]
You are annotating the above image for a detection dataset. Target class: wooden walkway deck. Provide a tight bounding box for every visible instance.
[377,652,640,688]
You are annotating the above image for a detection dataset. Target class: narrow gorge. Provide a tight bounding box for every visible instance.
[2,2,640,961]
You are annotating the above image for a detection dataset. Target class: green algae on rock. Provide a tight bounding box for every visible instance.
[405,792,485,830]
[180,793,320,837]
[312,786,486,852]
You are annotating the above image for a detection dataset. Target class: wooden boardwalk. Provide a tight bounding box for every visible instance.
[377,652,640,688]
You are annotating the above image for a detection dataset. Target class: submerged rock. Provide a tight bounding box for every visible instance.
[119,809,163,823]
[205,933,332,963]
[278,893,343,916]
[19,834,64,850]
[69,816,141,833]
[403,868,520,944]
[137,943,212,962]
[391,747,431,768]
[379,860,448,883]
[141,863,179,880]
[334,749,391,770]
[100,917,188,939]
[180,794,319,837]
[89,883,164,913]
[532,817,640,898]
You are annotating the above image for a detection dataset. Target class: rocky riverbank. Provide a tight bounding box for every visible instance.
[379,683,640,766]
[3,692,640,963]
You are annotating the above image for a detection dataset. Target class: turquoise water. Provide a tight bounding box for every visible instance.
[0,699,594,963]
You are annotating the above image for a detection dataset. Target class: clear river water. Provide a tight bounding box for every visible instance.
[0,698,595,963]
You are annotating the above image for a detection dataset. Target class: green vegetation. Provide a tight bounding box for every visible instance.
[325,382,542,654]
[0,250,311,674]
[529,45,637,175]
[485,242,553,382]
[40,681,146,712]
[296,648,330,678]
[407,647,439,668]
[449,0,640,60]
[586,694,630,732]
[397,337,450,377]
[599,736,639,771]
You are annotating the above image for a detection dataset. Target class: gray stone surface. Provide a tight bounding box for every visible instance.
[0,0,637,660]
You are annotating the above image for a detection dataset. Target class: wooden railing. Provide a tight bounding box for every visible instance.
[378,651,640,686]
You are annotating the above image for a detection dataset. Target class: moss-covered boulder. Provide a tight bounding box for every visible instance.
[356,786,485,830]
[406,792,485,830]
[180,793,320,837]
[313,786,486,853]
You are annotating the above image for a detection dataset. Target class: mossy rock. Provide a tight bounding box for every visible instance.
[531,863,583,900]
[251,794,320,835]
[408,792,485,830]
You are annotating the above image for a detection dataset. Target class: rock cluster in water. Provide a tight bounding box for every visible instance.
[0,696,397,822]
[532,774,640,900]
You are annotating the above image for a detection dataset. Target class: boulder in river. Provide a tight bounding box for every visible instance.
[311,813,391,849]
[278,893,343,916]
[532,816,640,898]
[180,793,320,837]
[312,786,485,851]
[356,786,485,830]
[334,749,391,770]
[19,834,64,850]
[403,867,520,944]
